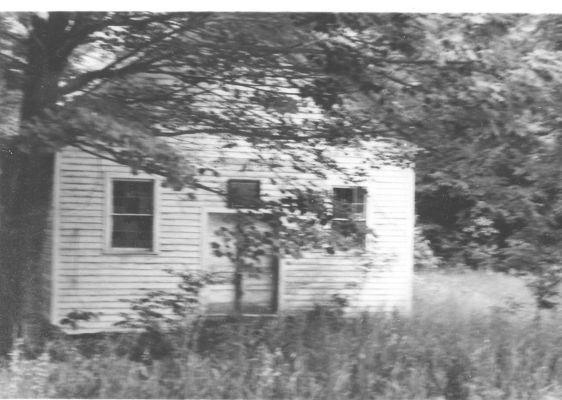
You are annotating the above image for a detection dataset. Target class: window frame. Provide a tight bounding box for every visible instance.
[104,173,159,254]
[331,186,368,247]
[332,186,367,221]
[226,179,261,209]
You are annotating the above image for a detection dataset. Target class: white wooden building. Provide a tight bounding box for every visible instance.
[40,134,415,332]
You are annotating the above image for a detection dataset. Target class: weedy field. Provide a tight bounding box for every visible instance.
[1,270,562,400]
[413,269,538,319]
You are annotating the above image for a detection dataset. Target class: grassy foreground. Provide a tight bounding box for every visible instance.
[1,272,562,399]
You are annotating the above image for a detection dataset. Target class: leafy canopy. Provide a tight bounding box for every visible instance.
[1,12,560,275]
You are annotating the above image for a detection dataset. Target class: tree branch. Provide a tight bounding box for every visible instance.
[60,60,154,95]
[73,141,224,195]
[0,51,26,68]
[58,18,206,96]
[56,13,111,61]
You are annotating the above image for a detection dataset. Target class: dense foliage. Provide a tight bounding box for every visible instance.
[5,13,558,274]
[2,13,560,265]
[307,15,562,275]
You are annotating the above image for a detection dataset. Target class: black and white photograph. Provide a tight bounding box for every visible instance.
[0,5,561,399]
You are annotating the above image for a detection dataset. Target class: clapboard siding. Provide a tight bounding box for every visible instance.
[54,147,201,330]
[52,135,414,331]
[278,164,414,312]
[40,202,53,320]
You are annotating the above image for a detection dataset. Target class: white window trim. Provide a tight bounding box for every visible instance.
[104,172,161,255]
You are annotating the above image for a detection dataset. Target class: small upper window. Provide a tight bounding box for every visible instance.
[333,187,366,219]
[332,187,367,245]
[227,179,261,208]
[111,180,154,250]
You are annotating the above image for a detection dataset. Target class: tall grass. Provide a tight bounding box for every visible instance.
[2,304,562,399]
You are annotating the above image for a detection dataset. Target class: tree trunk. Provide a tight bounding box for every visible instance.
[0,14,67,355]
[0,153,54,355]
[233,271,243,316]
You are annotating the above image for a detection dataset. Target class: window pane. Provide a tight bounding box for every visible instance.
[355,187,366,203]
[332,219,367,247]
[113,181,153,214]
[333,202,352,218]
[228,180,260,208]
[112,215,153,248]
[333,187,366,218]
[352,203,365,215]
[333,188,353,203]
[332,219,366,235]
[333,188,353,218]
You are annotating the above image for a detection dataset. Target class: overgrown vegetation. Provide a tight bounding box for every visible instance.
[0,269,557,399]
[3,301,562,399]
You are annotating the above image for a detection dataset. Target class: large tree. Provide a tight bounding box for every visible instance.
[0,12,426,354]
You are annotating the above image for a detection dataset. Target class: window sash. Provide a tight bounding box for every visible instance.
[333,187,366,220]
[332,187,367,248]
[110,179,155,250]
[112,215,153,249]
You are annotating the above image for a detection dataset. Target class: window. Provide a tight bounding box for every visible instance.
[332,187,367,244]
[110,180,154,250]
[227,179,261,208]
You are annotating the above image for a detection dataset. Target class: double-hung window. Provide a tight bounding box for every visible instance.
[110,179,155,251]
[332,187,367,245]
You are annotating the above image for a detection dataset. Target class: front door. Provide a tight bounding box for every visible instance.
[204,212,277,314]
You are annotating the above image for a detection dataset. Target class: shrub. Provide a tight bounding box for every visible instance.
[414,225,441,270]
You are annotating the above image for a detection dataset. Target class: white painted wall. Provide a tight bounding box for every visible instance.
[51,135,414,332]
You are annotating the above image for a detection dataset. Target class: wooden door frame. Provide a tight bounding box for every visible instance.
[200,207,281,315]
